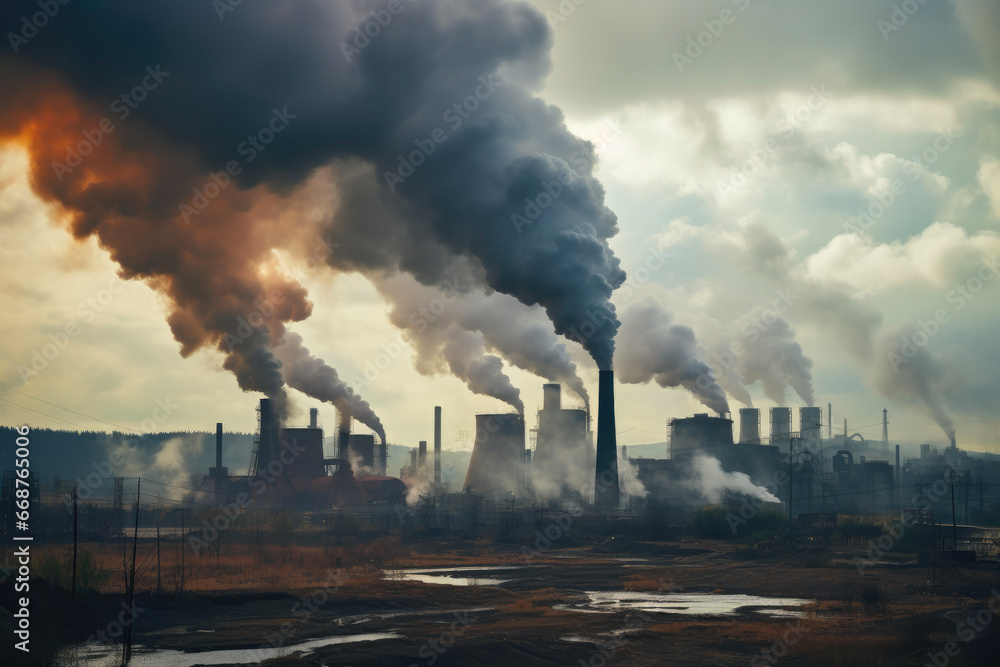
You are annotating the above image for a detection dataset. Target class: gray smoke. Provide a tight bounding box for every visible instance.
[0,0,625,422]
[377,273,589,408]
[711,314,814,407]
[443,328,525,414]
[875,325,957,443]
[616,300,730,413]
[686,455,780,504]
[274,332,386,443]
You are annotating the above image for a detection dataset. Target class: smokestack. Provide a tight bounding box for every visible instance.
[827,403,832,440]
[543,383,561,412]
[738,408,760,444]
[434,406,442,485]
[309,407,318,429]
[770,407,791,440]
[337,408,351,462]
[215,422,223,470]
[594,370,620,510]
[418,440,427,468]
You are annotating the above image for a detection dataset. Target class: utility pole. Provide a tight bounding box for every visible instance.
[950,477,958,552]
[180,507,185,594]
[124,478,140,665]
[72,486,78,602]
[156,519,161,595]
[882,409,889,455]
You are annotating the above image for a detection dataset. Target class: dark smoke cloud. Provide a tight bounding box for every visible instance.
[616,300,729,414]
[273,333,386,443]
[0,0,626,412]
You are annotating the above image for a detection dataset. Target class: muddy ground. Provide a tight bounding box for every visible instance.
[46,539,1000,666]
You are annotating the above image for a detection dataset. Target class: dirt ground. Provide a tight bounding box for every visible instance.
[39,537,1000,667]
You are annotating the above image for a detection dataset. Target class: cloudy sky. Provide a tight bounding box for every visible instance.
[0,0,998,454]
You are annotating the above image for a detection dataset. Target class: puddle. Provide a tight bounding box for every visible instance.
[53,632,402,666]
[336,607,493,626]
[556,591,811,618]
[390,566,526,587]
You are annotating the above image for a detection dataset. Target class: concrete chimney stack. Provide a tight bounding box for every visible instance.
[434,406,442,485]
[594,370,620,510]
[309,407,318,429]
[542,383,561,412]
[418,440,427,468]
[215,422,223,470]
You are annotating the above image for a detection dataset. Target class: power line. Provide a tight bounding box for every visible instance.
[4,389,141,432]
[0,397,86,429]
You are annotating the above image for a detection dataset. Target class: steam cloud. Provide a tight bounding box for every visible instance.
[377,274,589,410]
[616,300,729,413]
[875,326,957,443]
[273,333,386,443]
[0,0,625,416]
[687,455,779,504]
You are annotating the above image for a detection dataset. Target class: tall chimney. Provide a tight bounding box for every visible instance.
[215,422,223,470]
[309,407,318,429]
[418,440,427,468]
[434,406,442,485]
[337,408,351,462]
[827,403,832,440]
[594,370,619,510]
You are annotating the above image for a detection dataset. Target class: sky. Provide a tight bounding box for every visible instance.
[0,0,998,454]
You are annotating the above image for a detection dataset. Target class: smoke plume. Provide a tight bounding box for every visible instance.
[875,325,957,443]
[444,328,525,414]
[0,0,626,412]
[686,455,779,504]
[616,300,729,413]
[377,273,589,408]
[273,333,386,443]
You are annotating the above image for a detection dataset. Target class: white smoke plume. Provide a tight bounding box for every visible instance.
[377,274,590,411]
[616,300,730,413]
[686,455,779,504]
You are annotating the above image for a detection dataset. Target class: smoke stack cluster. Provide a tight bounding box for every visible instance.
[594,370,620,510]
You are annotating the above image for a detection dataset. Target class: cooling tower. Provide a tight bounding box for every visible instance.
[669,413,734,459]
[463,413,525,496]
[799,406,822,441]
[533,383,592,501]
[594,370,620,510]
[738,408,760,444]
[770,407,791,440]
